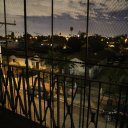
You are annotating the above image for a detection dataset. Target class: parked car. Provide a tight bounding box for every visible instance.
[102,107,128,122]
[102,109,117,121]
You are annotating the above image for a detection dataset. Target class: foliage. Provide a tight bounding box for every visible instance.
[45,50,71,73]
[11,32,15,40]
[23,32,32,39]
[50,35,67,47]
[67,37,83,51]
[78,31,87,39]
[88,35,105,52]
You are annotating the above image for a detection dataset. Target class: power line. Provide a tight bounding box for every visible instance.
[0,20,16,26]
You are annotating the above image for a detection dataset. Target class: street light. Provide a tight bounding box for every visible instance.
[125,38,127,43]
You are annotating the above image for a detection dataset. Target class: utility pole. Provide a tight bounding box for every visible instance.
[0,20,16,66]
[0,0,16,66]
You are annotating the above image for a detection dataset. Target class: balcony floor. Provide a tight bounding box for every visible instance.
[0,107,41,128]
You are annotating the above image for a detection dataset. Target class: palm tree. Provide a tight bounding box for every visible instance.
[70,26,73,36]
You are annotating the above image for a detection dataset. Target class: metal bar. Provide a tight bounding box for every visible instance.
[115,85,122,128]
[63,76,66,128]
[0,68,3,104]
[71,78,73,128]
[121,86,128,128]
[56,76,60,127]
[43,72,47,127]
[50,0,54,127]
[22,73,28,116]
[86,0,90,57]
[79,79,83,128]
[8,69,15,112]
[82,0,90,127]
[24,0,31,119]
[95,82,101,128]
[86,81,91,128]
[38,72,42,127]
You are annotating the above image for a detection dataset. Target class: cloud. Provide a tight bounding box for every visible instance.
[0,0,127,21]
[0,0,127,36]
[88,0,128,21]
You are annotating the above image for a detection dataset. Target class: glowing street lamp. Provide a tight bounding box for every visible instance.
[125,38,127,43]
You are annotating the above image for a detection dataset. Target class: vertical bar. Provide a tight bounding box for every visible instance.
[24,0,31,119]
[86,0,90,57]
[63,76,66,128]
[95,82,101,128]
[120,85,128,128]
[82,0,90,127]
[24,0,29,76]
[3,66,7,107]
[22,69,27,116]
[42,72,47,127]
[115,85,122,128]
[0,44,2,67]
[71,78,74,128]
[51,0,53,38]
[82,79,86,128]
[38,72,42,127]
[0,68,3,103]
[8,69,15,112]
[79,78,83,128]
[50,0,54,127]
[86,81,91,128]
[49,74,52,127]
[56,76,60,127]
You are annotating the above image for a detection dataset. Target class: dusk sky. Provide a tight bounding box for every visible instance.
[0,0,128,37]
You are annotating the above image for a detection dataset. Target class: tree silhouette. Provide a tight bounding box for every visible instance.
[70,26,73,36]
[11,32,15,40]
[67,37,83,52]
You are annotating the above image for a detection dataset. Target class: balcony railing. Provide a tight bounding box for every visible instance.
[0,64,128,128]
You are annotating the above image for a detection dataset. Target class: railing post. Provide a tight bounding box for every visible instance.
[24,0,31,119]
[0,68,3,104]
